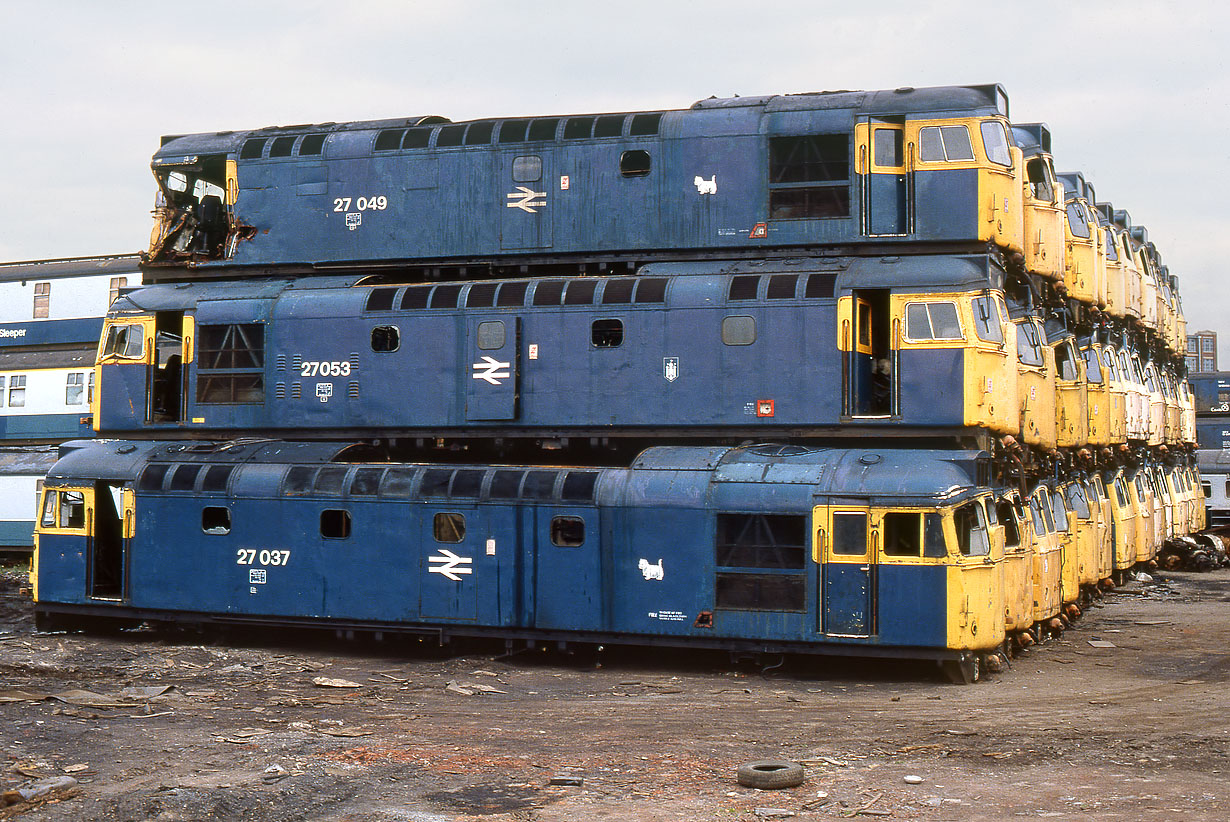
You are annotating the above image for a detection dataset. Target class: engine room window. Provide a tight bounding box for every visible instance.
[433,512,465,543]
[550,516,585,547]
[477,321,505,350]
[620,150,651,177]
[321,509,352,539]
[196,323,265,404]
[202,507,231,535]
[904,302,962,341]
[721,315,756,346]
[592,319,623,348]
[714,513,806,612]
[371,325,400,352]
[512,155,542,183]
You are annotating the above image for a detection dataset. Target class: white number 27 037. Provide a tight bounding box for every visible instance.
[236,549,291,566]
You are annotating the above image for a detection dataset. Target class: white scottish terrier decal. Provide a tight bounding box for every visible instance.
[638,558,664,581]
[694,175,717,195]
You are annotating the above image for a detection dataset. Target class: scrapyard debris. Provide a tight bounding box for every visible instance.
[312,676,362,689]
[262,765,289,783]
[445,680,508,696]
[1,775,78,806]
[1158,534,1230,571]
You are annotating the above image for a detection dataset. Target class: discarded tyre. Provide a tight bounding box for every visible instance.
[736,760,805,789]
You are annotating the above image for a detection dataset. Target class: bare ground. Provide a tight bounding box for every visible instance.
[1,564,1228,821]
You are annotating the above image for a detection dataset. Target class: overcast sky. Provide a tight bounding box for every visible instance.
[2,1,1226,349]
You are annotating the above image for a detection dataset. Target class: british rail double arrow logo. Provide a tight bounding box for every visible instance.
[506,186,547,213]
[472,356,511,385]
[428,550,473,582]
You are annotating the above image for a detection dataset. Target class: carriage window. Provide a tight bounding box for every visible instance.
[7,375,25,408]
[954,501,989,556]
[592,319,623,348]
[477,321,505,350]
[971,296,1003,343]
[65,372,86,405]
[721,315,756,346]
[321,509,351,539]
[980,121,1012,166]
[918,125,974,162]
[202,507,231,535]
[433,512,465,543]
[551,516,585,547]
[1203,481,1212,498]
[372,325,400,352]
[904,301,962,341]
[620,150,651,177]
[512,155,542,183]
[33,282,50,318]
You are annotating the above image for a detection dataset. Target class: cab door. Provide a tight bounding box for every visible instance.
[818,502,876,636]
[465,316,520,421]
[859,119,910,237]
[840,291,893,417]
[95,317,156,431]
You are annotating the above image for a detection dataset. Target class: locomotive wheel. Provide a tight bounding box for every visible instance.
[736,760,805,789]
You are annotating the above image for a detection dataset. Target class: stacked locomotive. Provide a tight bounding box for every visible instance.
[31,85,1202,682]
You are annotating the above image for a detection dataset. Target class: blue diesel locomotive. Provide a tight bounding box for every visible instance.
[31,438,1004,682]
[144,84,1021,278]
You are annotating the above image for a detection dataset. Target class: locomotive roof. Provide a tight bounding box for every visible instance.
[46,441,987,508]
[153,83,1008,161]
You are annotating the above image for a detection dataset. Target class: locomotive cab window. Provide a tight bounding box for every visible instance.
[918,125,974,162]
[954,501,990,556]
[904,301,962,341]
[971,296,1002,343]
[881,512,946,558]
[102,323,146,360]
[979,121,1012,166]
[1025,157,1054,201]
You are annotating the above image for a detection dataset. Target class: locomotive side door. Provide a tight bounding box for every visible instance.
[858,118,910,237]
[817,502,877,636]
[465,316,520,421]
[839,290,894,417]
[500,150,553,250]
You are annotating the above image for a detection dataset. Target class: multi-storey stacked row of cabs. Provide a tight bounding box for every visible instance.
[31,84,1202,681]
